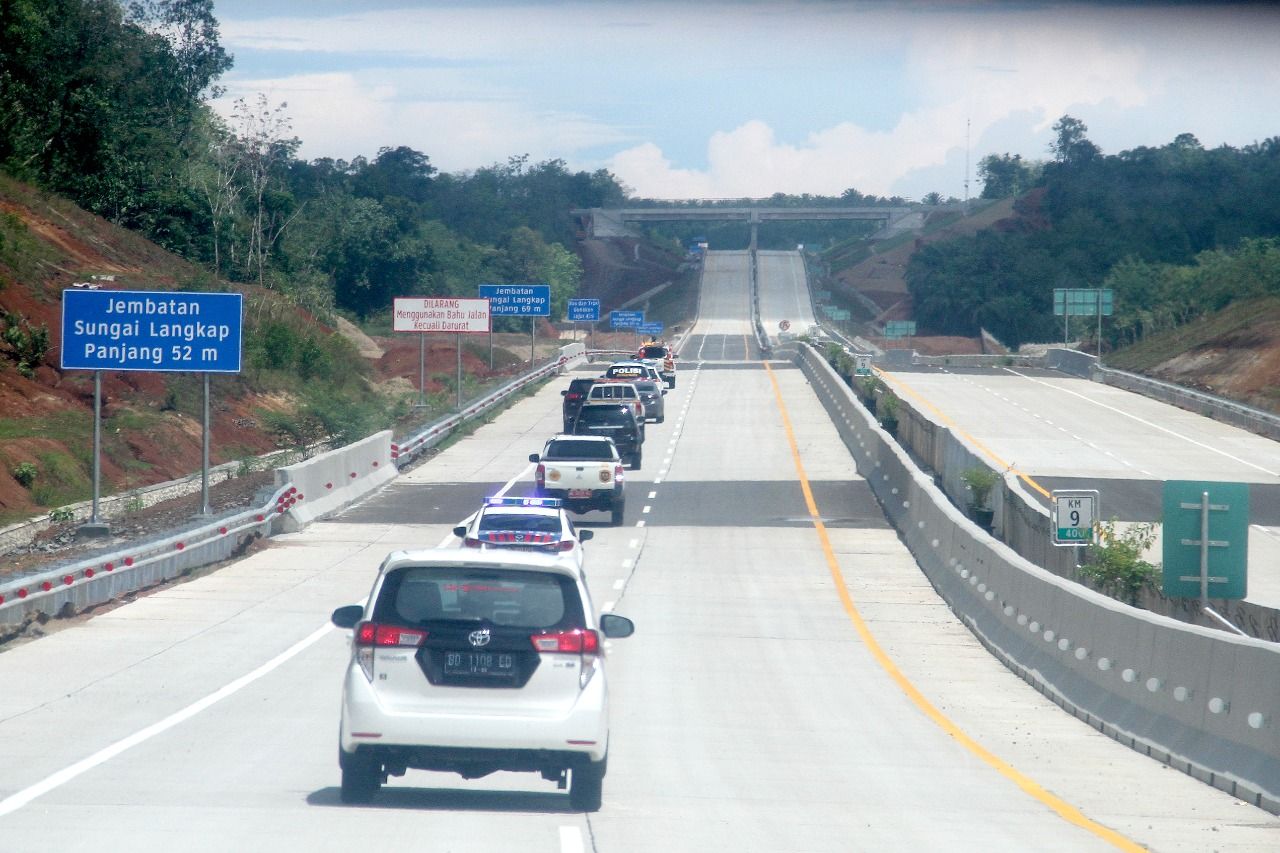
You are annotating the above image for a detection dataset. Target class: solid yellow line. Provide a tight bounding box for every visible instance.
[874,367,1052,499]
[763,361,1143,852]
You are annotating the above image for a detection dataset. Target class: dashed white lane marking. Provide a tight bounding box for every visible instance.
[660,468,669,477]
[648,491,657,499]
[628,538,639,548]
[654,477,663,484]
[560,826,585,853]
[1006,367,1280,477]
[0,623,333,817]
[614,578,626,589]
[635,520,646,528]
[601,601,615,613]
[642,506,652,514]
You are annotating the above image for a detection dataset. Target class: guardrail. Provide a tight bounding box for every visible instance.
[796,342,1280,814]
[1096,364,1280,441]
[391,342,586,467]
[0,487,288,630]
[0,342,590,633]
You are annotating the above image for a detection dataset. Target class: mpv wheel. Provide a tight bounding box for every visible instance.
[569,759,606,811]
[339,749,381,803]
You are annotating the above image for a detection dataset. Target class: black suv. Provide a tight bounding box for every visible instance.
[561,378,596,431]
[572,404,643,469]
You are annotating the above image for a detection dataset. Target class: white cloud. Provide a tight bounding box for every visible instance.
[215,2,1280,199]
[212,71,628,168]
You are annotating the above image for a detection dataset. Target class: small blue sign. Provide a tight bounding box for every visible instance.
[638,322,664,336]
[610,310,643,329]
[567,298,600,322]
[61,290,243,373]
[479,283,551,316]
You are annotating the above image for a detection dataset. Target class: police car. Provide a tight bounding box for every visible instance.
[453,496,593,572]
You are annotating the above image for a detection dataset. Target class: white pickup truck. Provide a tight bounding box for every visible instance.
[529,435,626,525]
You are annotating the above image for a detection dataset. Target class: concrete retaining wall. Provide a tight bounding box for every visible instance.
[798,344,1280,814]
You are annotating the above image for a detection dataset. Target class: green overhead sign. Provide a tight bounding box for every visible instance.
[1161,480,1249,600]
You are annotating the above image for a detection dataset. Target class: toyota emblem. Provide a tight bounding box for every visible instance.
[468,629,492,648]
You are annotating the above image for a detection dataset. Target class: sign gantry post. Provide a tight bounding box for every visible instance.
[1053,288,1113,355]
[61,289,244,533]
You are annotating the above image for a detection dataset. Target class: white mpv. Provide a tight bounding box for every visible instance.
[331,549,635,810]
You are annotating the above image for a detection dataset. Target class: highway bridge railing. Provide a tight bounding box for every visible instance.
[797,342,1280,814]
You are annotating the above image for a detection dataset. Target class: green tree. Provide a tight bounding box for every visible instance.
[978,153,1039,198]
[1050,115,1101,166]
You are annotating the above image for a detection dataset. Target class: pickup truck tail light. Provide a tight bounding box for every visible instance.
[535,464,546,489]
[615,464,625,483]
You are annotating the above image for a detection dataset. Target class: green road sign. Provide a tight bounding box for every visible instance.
[1051,489,1098,545]
[854,354,872,376]
[1161,480,1249,600]
[884,320,916,338]
[1053,288,1113,317]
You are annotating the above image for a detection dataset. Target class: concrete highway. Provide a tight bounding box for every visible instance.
[756,250,815,343]
[0,253,1274,850]
[877,364,1280,609]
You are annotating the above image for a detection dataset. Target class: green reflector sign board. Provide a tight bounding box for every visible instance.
[1053,288,1113,317]
[1161,480,1248,600]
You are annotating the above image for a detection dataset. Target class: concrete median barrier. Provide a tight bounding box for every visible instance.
[797,343,1280,814]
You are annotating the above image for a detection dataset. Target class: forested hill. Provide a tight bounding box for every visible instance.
[0,0,627,323]
[905,120,1280,350]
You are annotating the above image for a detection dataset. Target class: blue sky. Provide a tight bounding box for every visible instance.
[208,1,1280,201]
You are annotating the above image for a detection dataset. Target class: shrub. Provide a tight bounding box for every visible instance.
[1080,520,1159,605]
[961,466,1000,509]
[1,310,51,377]
[12,461,37,488]
[48,506,75,523]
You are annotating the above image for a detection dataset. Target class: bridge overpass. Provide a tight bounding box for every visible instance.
[573,204,928,249]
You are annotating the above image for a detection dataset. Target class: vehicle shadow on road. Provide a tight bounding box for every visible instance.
[307,785,578,813]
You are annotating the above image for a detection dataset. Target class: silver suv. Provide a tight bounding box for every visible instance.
[331,549,635,810]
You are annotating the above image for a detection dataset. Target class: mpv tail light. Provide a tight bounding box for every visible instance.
[532,628,601,689]
[353,621,428,681]
[531,628,599,653]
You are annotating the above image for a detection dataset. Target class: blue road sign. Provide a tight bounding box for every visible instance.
[567,298,600,322]
[610,310,643,329]
[61,289,243,373]
[479,284,551,316]
[638,322,664,336]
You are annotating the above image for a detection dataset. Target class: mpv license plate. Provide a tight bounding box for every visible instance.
[444,651,516,677]
[568,488,593,498]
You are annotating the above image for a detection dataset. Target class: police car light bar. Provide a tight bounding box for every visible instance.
[484,496,563,508]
